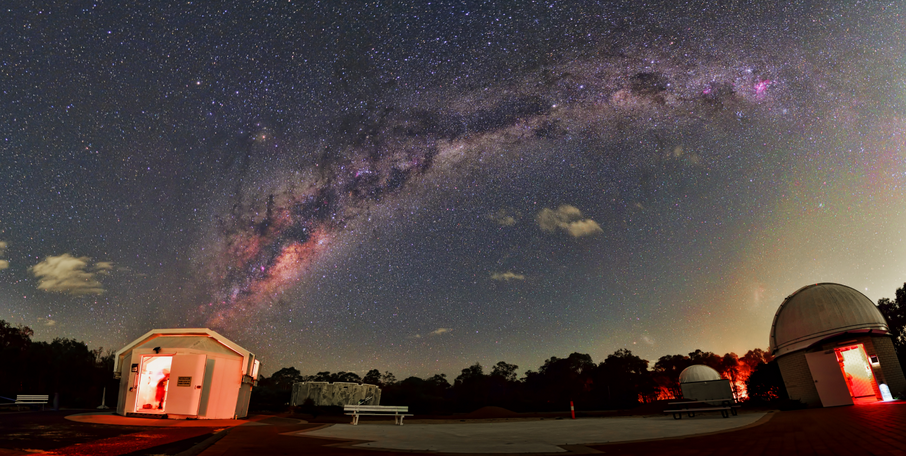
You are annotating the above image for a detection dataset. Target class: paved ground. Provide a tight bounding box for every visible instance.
[199,401,906,456]
[0,401,903,455]
[590,400,906,456]
[296,412,769,453]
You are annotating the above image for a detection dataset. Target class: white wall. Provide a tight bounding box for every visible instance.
[117,346,245,419]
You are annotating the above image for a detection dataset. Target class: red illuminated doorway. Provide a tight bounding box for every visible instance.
[835,344,879,401]
[134,355,172,413]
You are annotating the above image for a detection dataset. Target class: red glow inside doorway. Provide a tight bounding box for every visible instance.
[835,344,878,401]
[136,355,172,413]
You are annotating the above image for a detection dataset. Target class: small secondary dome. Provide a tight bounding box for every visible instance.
[679,364,721,383]
[769,283,889,358]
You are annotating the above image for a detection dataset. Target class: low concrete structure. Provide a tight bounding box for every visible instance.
[291,382,381,406]
[114,328,260,419]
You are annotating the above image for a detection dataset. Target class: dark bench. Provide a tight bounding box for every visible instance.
[343,405,412,425]
[664,399,738,419]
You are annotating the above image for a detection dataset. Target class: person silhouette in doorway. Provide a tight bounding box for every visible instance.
[156,370,170,410]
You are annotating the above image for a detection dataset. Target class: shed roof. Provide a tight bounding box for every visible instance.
[114,328,255,375]
[769,283,889,357]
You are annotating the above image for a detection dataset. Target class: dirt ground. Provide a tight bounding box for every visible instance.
[0,409,219,456]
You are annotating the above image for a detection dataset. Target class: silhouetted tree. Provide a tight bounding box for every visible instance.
[426,373,451,390]
[688,349,723,372]
[334,371,362,383]
[878,283,906,368]
[745,359,787,403]
[490,361,519,382]
[740,348,773,368]
[380,371,397,386]
[454,363,485,385]
[269,367,304,391]
[451,363,490,411]
[0,321,33,394]
[26,337,111,407]
[309,371,333,382]
[595,349,657,407]
[652,354,690,399]
[525,353,595,409]
[363,369,382,385]
[382,375,451,413]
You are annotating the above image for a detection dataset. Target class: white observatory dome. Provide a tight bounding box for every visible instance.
[769,283,889,358]
[679,364,721,383]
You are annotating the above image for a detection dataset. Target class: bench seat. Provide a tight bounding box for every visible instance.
[664,406,732,419]
[343,405,412,425]
[14,394,49,411]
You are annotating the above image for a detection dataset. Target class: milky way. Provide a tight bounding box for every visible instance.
[3,1,904,378]
[199,41,801,327]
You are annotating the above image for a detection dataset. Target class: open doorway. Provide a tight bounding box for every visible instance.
[135,355,172,413]
[835,344,879,402]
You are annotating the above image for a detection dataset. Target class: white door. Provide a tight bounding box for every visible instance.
[805,351,853,407]
[165,354,207,415]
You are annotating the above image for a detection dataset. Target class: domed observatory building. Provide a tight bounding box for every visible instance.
[770,283,906,407]
[114,328,261,419]
[679,365,734,402]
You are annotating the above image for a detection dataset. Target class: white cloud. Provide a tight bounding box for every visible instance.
[29,254,112,295]
[0,241,7,270]
[0,260,8,270]
[488,209,517,226]
[490,271,525,281]
[536,205,603,237]
[409,328,453,339]
[38,317,56,327]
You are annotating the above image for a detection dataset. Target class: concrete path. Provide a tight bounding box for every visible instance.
[297,412,768,453]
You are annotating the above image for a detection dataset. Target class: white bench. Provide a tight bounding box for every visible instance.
[15,395,49,411]
[344,405,412,425]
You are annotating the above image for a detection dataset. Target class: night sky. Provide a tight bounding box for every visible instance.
[3,1,905,379]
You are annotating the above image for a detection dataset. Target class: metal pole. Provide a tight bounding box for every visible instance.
[97,387,109,410]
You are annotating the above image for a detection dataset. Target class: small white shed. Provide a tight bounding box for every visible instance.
[114,328,260,419]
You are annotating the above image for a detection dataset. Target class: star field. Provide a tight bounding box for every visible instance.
[2,1,905,379]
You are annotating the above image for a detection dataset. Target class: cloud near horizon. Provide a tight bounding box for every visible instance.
[29,254,114,295]
[410,327,453,339]
[490,271,525,281]
[0,241,8,270]
[536,205,603,237]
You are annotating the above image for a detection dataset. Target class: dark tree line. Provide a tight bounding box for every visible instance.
[0,320,117,408]
[253,347,787,414]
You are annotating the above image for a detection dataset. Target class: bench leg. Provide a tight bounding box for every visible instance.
[672,412,682,420]
[721,409,729,418]
[396,415,405,426]
[351,413,359,425]
[730,408,737,416]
